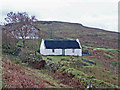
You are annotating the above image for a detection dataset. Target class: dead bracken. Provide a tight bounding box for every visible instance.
[2,55,54,88]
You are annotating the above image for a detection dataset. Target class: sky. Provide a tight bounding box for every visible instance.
[0,0,119,32]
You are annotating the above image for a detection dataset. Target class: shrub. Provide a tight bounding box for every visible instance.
[19,48,42,63]
[19,48,32,63]
[2,31,19,55]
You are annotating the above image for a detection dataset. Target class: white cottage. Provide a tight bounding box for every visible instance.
[40,39,82,56]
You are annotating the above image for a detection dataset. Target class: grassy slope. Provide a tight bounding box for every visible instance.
[34,21,119,49]
[2,52,118,88]
[2,21,119,49]
[42,54,118,86]
[2,21,119,88]
[2,54,72,88]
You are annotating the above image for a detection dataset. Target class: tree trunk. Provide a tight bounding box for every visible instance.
[22,40,25,48]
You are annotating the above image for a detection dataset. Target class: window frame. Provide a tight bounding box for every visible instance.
[52,49,55,53]
[72,49,74,53]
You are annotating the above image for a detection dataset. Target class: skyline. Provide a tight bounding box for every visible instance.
[0,0,119,32]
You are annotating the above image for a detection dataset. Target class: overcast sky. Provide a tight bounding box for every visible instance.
[0,0,119,32]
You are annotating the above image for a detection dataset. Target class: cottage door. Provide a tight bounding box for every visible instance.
[62,49,65,55]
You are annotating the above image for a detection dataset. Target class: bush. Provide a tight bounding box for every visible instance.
[29,60,46,69]
[2,31,19,55]
[19,48,42,63]
[19,48,32,63]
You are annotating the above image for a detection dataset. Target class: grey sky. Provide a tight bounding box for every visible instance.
[0,0,118,32]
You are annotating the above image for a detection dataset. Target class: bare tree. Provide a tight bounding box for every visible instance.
[4,12,40,48]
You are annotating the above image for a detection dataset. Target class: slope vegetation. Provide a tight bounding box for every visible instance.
[34,21,119,49]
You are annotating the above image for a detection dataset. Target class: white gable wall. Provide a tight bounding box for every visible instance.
[76,39,82,56]
[40,39,46,54]
[40,39,45,49]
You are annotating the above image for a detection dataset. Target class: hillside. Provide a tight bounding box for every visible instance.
[1,48,119,88]
[1,21,119,88]
[2,21,119,49]
[34,21,119,49]
[2,54,73,88]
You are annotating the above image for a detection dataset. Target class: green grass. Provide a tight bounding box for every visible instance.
[1,80,6,89]
[104,53,113,58]
[43,55,118,87]
[42,55,80,63]
[7,55,22,65]
[110,61,120,68]
[43,55,94,67]
[58,65,117,88]
[83,45,120,55]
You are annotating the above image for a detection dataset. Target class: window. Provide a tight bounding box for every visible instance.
[52,49,55,52]
[72,49,74,53]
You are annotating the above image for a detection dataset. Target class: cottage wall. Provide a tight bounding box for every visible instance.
[65,49,82,56]
[40,49,82,56]
[40,49,62,55]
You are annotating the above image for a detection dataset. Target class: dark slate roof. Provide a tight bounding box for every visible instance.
[44,40,80,49]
